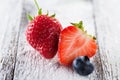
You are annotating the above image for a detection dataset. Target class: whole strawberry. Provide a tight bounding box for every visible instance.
[26,0,62,59]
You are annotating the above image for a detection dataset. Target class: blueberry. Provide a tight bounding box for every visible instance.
[72,56,94,76]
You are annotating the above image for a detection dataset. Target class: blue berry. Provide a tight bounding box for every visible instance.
[72,56,94,76]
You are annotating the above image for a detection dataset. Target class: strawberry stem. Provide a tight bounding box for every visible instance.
[34,0,40,10]
[27,14,33,21]
[34,0,42,15]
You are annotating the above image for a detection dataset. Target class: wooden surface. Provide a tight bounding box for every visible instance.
[0,0,120,80]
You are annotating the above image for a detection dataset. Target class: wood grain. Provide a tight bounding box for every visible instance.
[0,0,23,80]
[93,0,120,80]
[13,0,102,80]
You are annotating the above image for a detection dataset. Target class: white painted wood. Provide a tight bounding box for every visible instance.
[93,0,120,80]
[13,0,102,80]
[0,0,23,80]
[0,0,10,60]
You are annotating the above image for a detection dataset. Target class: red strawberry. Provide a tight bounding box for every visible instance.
[26,0,62,59]
[58,21,97,66]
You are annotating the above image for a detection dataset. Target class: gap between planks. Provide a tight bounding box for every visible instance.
[93,0,120,80]
[0,0,23,80]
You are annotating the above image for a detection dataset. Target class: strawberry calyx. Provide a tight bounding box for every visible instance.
[71,21,85,31]
[71,21,96,40]
[27,0,56,21]
[34,0,42,15]
[27,14,33,21]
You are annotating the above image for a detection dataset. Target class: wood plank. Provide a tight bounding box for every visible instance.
[93,0,120,79]
[0,0,23,80]
[13,0,102,80]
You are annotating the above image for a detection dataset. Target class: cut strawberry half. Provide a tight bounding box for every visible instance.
[58,21,97,66]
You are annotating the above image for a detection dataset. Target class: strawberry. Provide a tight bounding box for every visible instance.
[58,21,97,66]
[26,0,62,59]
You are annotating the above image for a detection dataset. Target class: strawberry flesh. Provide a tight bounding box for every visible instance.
[58,26,97,66]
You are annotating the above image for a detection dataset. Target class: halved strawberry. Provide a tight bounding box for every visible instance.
[58,21,97,66]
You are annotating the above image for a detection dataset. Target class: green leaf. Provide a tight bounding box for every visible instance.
[71,23,78,26]
[93,36,96,40]
[50,13,56,18]
[38,8,42,15]
[71,21,96,40]
[27,14,33,21]
[71,21,84,31]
